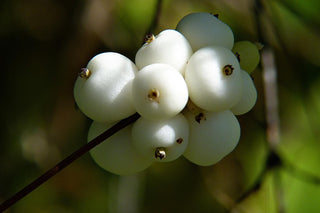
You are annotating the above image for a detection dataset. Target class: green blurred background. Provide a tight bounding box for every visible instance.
[1,0,320,212]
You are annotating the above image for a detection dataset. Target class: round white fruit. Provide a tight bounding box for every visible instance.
[132,114,189,162]
[185,46,242,112]
[74,52,137,123]
[176,12,234,51]
[135,29,193,76]
[183,110,241,166]
[232,41,260,73]
[132,63,189,120]
[88,121,153,175]
[231,70,257,115]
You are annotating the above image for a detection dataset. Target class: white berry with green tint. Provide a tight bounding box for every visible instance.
[74,52,137,123]
[176,12,234,51]
[132,63,189,120]
[135,29,193,76]
[231,70,258,115]
[88,121,153,175]
[183,110,241,166]
[185,46,242,112]
[232,41,260,73]
[132,114,189,162]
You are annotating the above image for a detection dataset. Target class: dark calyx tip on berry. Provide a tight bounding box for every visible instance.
[155,147,166,160]
[79,68,91,79]
[144,33,155,44]
[148,89,160,102]
[210,13,219,18]
[235,52,241,62]
[223,64,234,76]
[195,112,206,123]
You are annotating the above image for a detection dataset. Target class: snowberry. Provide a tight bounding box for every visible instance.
[232,41,260,73]
[176,12,234,51]
[72,11,260,173]
[132,63,189,120]
[135,29,193,76]
[87,121,153,175]
[185,46,242,112]
[74,52,137,123]
[183,110,241,166]
[231,70,258,115]
[132,114,189,162]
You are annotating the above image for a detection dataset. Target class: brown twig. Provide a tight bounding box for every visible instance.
[146,0,163,34]
[225,0,283,211]
[0,113,140,212]
[141,0,163,44]
[261,47,281,149]
[0,0,165,210]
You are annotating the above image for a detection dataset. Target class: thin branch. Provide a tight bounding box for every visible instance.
[0,1,164,210]
[141,0,163,44]
[222,150,280,213]
[226,147,320,212]
[254,0,281,150]
[224,0,283,211]
[261,47,281,149]
[254,0,320,192]
[256,1,284,213]
[263,0,290,55]
[0,113,140,212]
[273,168,286,213]
[146,0,163,34]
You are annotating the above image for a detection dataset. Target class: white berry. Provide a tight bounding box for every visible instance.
[185,46,242,112]
[88,121,153,175]
[176,12,234,51]
[132,63,189,120]
[232,41,260,73]
[135,29,193,76]
[132,114,189,162]
[183,110,241,166]
[231,70,257,115]
[74,52,137,123]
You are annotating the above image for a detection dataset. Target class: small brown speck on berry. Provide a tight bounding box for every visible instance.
[176,138,183,144]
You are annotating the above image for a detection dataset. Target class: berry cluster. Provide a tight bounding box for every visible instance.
[74,12,260,175]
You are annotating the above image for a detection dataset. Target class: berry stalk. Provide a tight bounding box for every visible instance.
[0,113,140,212]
